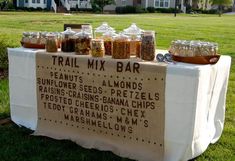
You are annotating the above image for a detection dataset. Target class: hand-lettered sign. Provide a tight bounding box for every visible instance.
[34,52,167,161]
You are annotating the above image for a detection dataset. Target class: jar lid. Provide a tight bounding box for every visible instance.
[102,31,117,37]
[114,32,130,41]
[75,29,91,38]
[46,33,57,38]
[92,38,104,42]
[23,32,30,36]
[95,22,115,33]
[61,27,76,36]
[123,23,143,35]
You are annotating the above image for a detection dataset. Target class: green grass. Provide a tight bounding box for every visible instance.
[0,79,9,119]
[0,12,235,161]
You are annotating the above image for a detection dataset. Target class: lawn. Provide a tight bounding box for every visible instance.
[0,12,235,161]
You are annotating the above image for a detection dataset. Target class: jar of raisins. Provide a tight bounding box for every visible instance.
[61,27,76,52]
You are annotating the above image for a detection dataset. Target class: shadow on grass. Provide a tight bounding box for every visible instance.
[0,123,133,161]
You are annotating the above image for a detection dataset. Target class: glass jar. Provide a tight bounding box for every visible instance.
[112,33,131,59]
[91,39,105,57]
[46,33,58,53]
[30,32,39,44]
[74,30,92,55]
[22,32,30,43]
[123,23,143,57]
[39,32,47,45]
[61,27,76,52]
[102,31,117,56]
[95,22,115,38]
[141,31,156,61]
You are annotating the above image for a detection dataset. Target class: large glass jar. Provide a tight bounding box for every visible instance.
[61,27,76,52]
[141,31,156,61]
[91,39,105,57]
[74,30,92,55]
[112,33,131,59]
[123,23,143,57]
[102,31,117,56]
[95,22,115,38]
[46,33,58,53]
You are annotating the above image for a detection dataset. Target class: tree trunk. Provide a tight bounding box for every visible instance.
[218,5,222,17]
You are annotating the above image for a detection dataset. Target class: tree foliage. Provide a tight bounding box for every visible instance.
[91,0,115,13]
[210,0,232,16]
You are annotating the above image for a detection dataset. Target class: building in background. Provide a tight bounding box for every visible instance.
[15,0,92,12]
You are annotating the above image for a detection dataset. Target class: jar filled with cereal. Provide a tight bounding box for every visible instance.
[46,33,58,52]
[112,33,131,59]
[91,39,105,57]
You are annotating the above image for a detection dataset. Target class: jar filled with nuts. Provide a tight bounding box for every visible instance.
[141,31,156,61]
[112,33,131,59]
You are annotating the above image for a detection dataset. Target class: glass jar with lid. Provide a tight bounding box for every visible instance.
[30,32,40,44]
[102,31,117,56]
[112,33,131,59]
[22,32,30,43]
[39,32,47,45]
[61,27,76,52]
[141,31,156,61]
[74,29,92,55]
[95,22,115,38]
[91,39,105,57]
[46,33,58,53]
[123,23,143,57]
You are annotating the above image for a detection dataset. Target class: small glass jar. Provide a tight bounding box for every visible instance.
[112,33,131,59]
[141,31,156,61]
[46,33,58,53]
[61,27,76,52]
[95,22,115,38]
[22,32,30,43]
[91,39,105,57]
[74,30,92,55]
[30,32,39,44]
[39,32,47,45]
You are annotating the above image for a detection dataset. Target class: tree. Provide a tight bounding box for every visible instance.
[91,0,115,13]
[210,0,232,16]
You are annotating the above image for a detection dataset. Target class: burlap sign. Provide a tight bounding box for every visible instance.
[34,51,167,161]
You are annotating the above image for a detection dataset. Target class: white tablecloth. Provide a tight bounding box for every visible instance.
[8,47,231,161]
